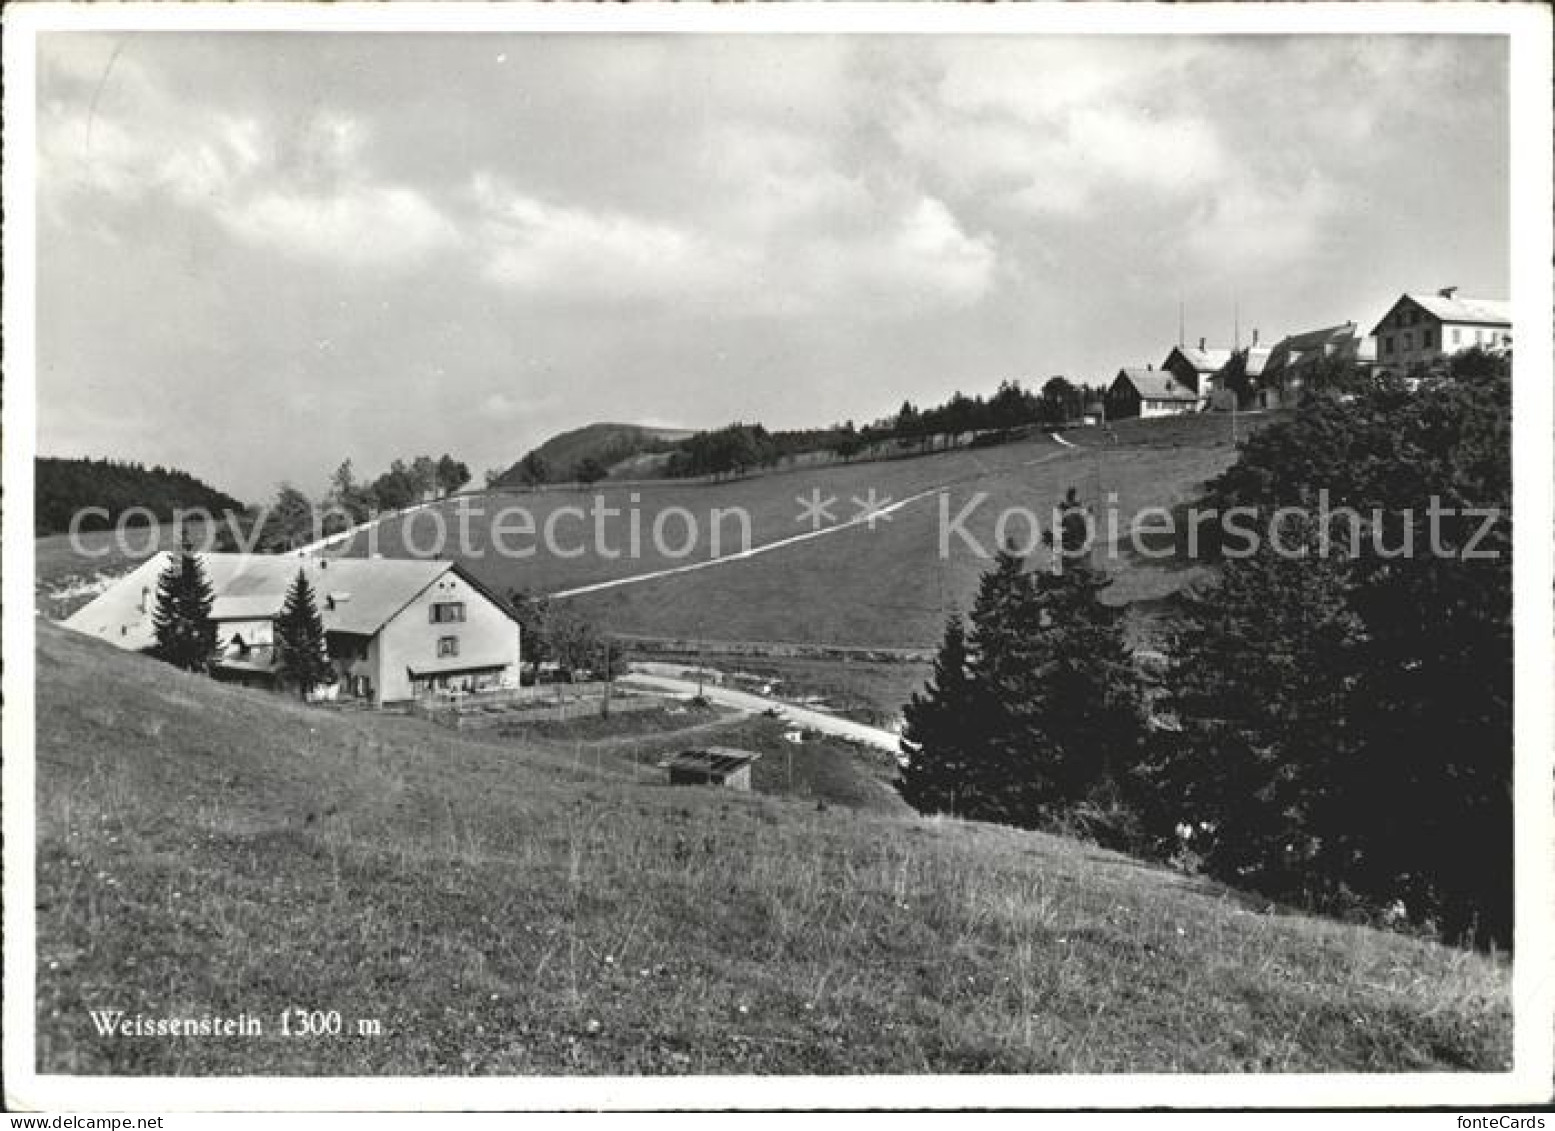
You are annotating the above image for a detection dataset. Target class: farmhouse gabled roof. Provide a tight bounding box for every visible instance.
[1211,346,1274,384]
[1241,346,1274,378]
[1162,345,1233,374]
[1262,322,1373,377]
[1373,293,1511,335]
[63,551,510,650]
[1112,368,1198,402]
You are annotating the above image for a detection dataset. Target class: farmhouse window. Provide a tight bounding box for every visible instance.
[430,602,466,624]
[1423,329,1434,349]
[437,636,460,658]
[1383,335,1394,355]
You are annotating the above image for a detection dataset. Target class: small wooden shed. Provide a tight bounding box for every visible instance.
[660,747,761,791]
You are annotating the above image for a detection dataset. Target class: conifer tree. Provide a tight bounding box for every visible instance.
[151,544,217,672]
[899,614,980,815]
[274,569,332,698]
[1030,488,1147,812]
[1152,514,1364,900]
[898,497,1146,832]
[963,543,1054,825]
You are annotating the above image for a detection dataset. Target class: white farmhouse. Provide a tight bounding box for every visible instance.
[1370,287,1511,375]
[63,553,522,706]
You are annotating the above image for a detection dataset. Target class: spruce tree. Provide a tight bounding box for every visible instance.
[962,543,1053,826]
[1030,488,1146,813]
[151,544,217,672]
[1153,516,1364,901]
[899,614,979,815]
[274,569,332,698]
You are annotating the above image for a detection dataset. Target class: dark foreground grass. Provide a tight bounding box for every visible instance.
[35,623,1510,1074]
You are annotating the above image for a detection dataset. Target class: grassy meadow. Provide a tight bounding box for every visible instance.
[334,427,1242,650]
[35,622,1510,1074]
[35,523,192,620]
[36,416,1288,651]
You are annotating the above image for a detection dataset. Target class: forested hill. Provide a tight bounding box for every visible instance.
[495,422,692,486]
[35,457,245,535]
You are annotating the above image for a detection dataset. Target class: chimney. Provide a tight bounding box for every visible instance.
[1252,328,1260,347]
[1439,285,1458,300]
[1198,336,1206,351]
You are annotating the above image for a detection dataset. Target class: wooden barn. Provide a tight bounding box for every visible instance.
[660,747,761,790]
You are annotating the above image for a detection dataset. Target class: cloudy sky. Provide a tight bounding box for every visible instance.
[36,32,1507,501]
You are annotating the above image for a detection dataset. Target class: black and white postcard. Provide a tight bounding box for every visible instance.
[4,1,1552,1115]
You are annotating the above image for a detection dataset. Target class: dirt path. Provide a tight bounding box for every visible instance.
[620,671,901,752]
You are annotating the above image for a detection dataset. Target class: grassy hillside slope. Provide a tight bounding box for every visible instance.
[338,429,1232,649]
[36,521,224,620]
[38,417,1281,651]
[36,623,1509,1074]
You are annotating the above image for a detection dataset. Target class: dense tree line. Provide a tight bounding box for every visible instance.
[36,457,244,536]
[657,379,1106,480]
[663,423,783,479]
[901,352,1512,947]
[661,421,857,478]
[213,454,471,553]
[355,454,471,514]
[880,377,1104,443]
[513,378,1108,487]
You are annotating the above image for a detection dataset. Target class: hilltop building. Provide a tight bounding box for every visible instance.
[1257,322,1378,409]
[63,553,522,705]
[1105,367,1199,419]
[1160,339,1233,409]
[1370,287,1511,376]
[1209,333,1273,411]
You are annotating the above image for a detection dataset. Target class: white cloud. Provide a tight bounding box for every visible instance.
[935,37,1183,119]
[481,391,521,418]
[1178,175,1341,268]
[220,183,458,266]
[39,50,457,270]
[470,171,996,316]
[471,174,741,302]
[794,195,997,309]
[894,67,1230,218]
